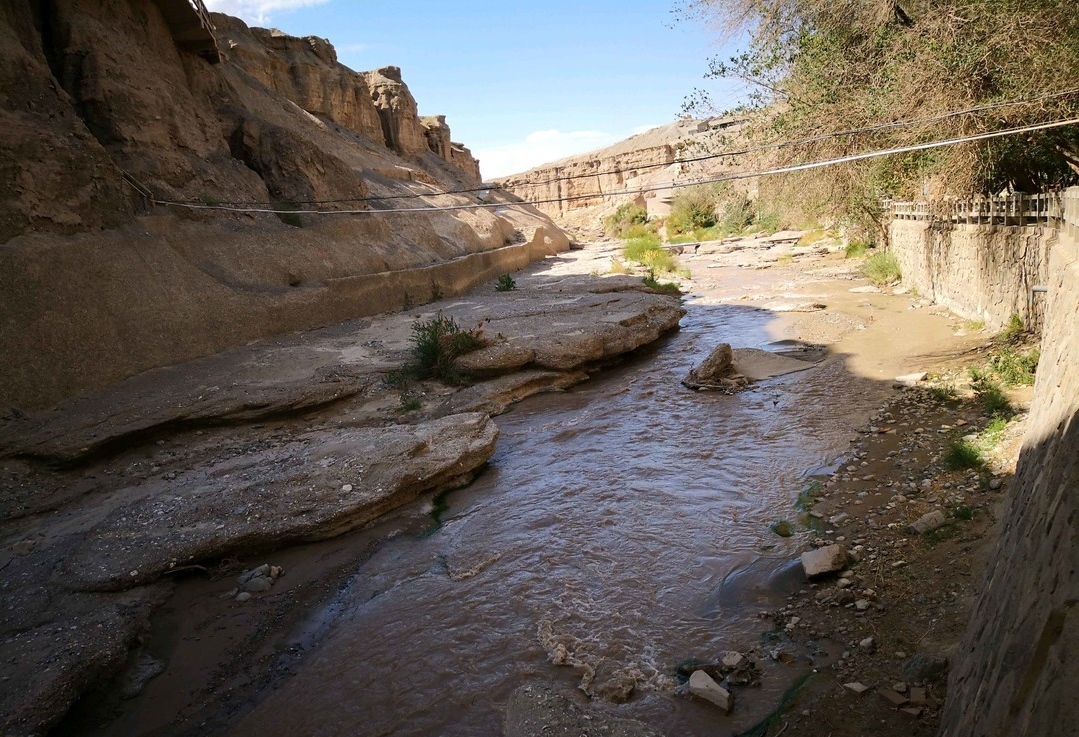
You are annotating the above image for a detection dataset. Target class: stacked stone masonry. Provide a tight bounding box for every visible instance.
[937,187,1079,737]
[889,219,1055,333]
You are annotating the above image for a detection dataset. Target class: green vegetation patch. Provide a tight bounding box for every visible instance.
[861,251,901,285]
[969,369,1013,417]
[622,234,683,275]
[845,240,869,258]
[399,312,486,384]
[769,520,794,537]
[997,314,1026,341]
[603,203,650,237]
[494,274,517,292]
[642,276,682,295]
[989,347,1039,386]
[944,439,985,470]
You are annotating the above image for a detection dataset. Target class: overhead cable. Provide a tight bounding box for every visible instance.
[150,87,1079,208]
[136,116,1079,216]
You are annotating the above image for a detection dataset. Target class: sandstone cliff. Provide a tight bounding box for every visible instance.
[496,117,745,225]
[0,0,564,409]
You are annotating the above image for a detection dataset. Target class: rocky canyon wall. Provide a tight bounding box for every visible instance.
[0,0,564,410]
[495,117,744,223]
[937,187,1079,737]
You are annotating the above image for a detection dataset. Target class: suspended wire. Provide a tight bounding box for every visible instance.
[147,87,1079,208]
[499,86,1079,188]
[132,116,1079,216]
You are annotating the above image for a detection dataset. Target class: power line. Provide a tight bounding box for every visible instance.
[136,87,1079,209]
[138,116,1079,216]
[499,86,1079,188]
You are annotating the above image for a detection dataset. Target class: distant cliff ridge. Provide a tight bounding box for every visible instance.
[495,117,745,222]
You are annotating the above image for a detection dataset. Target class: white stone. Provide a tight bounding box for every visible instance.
[844,682,870,694]
[689,670,732,712]
[909,510,948,534]
[801,544,848,577]
[722,651,745,669]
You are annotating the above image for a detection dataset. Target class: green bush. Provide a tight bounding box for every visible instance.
[603,203,649,237]
[845,240,870,258]
[969,369,1013,417]
[494,274,517,292]
[998,314,1026,341]
[622,234,682,276]
[750,209,783,234]
[400,313,486,383]
[623,233,663,261]
[989,348,1039,386]
[398,392,422,412]
[862,251,901,285]
[643,275,682,295]
[667,186,719,235]
[944,439,985,470]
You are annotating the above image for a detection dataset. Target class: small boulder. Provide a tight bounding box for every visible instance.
[695,343,733,380]
[894,372,928,387]
[722,651,745,669]
[903,653,948,682]
[909,510,947,534]
[238,564,270,584]
[683,343,750,391]
[879,689,910,707]
[241,576,273,593]
[688,670,732,713]
[770,520,794,537]
[800,544,848,578]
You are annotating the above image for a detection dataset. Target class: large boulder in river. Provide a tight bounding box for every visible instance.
[683,343,750,391]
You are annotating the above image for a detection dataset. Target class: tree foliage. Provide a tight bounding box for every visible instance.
[679,0,1079,234]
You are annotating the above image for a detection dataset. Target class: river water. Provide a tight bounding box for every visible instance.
[225,299,887,736]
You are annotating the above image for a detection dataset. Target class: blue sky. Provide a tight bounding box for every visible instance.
[205,1,747,178]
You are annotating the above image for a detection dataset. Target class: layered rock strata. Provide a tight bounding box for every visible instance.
[496,117,744,221]
[0,0,534,410]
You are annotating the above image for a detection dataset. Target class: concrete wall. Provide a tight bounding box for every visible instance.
[889,220,1054,332]
[940,188,1079,736]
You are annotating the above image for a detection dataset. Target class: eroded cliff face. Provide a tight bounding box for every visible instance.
[0,0,561,409]
[496,117,744,223]
[0,2,483,243]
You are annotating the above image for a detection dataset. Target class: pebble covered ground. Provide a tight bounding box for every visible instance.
[754,363,1031,737]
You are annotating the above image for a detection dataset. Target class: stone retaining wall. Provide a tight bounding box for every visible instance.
[940,187,1078,736]
[889,219,1054,333]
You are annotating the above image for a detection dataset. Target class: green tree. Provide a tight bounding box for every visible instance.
[679,0,1079,233]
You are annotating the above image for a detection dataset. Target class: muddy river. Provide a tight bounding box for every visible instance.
[189,299,884,736]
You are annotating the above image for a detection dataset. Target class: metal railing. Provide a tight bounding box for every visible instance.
[888,192,1065,226]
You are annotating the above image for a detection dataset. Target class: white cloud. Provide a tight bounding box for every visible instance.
[475,129,620,180]
[204,0,330,25]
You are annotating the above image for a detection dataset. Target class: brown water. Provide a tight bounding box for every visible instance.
[224,301,887,737]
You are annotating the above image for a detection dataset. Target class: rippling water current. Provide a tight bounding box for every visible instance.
[230,301,886,737]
